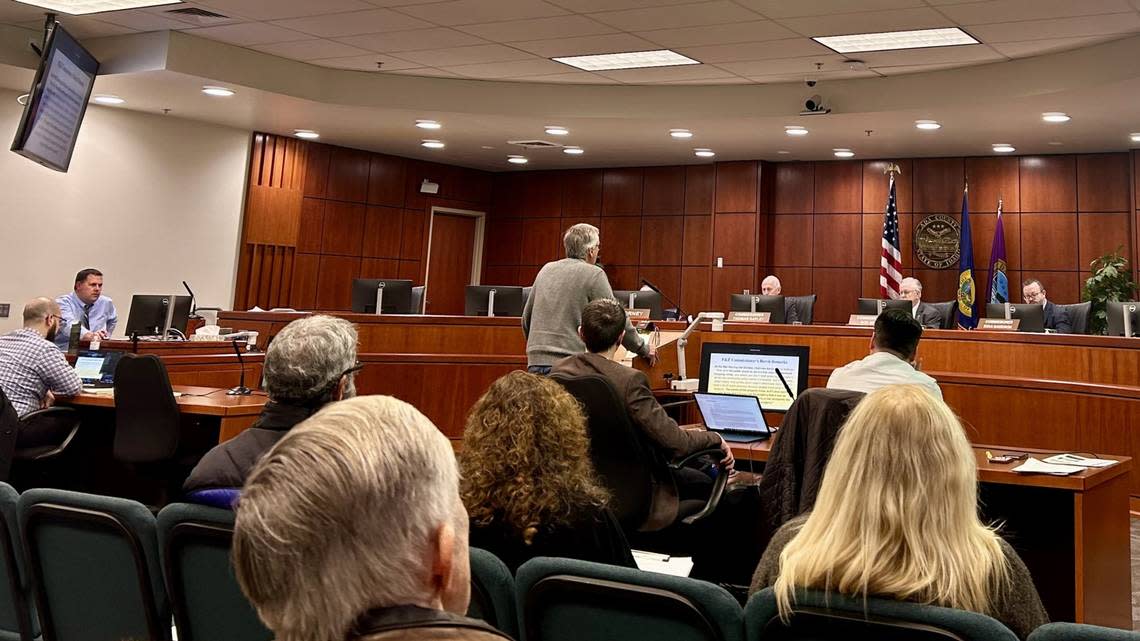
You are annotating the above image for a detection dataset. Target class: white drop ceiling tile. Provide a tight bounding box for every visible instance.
[660,75,754,84]
[874,61,985,75]
[678,37,833,63]
[143,2,243,25]
[395,0,569,26]
[269,9,432,38]
[442,57,572,78]
[88,10,187,31]
[596,63,740,83]
[737,0,925,19]
[937,0,1135,26]
[989,35,1110,58]
[337,28,489,53]
[181,22,312,45]
[41,18,136,38]
[775,7,954,37]
[508,32,659,57]
[385,67,464,77]
[396,43,537,66]
[196,0,376,21]
[744,69,878,82]
[545,0,701,10]
[362,0,458,5]
[456,15,616,41]
[588,1,764,32]
[252,38,375,61]
[966,12,1140,43]
[513,71,620,83]
[311,53,421,71]
[635,20,798,48]
[859,44,1004,66]
[716,54,846,75]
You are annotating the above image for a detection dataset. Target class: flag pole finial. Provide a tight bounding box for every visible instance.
[883,162,901,177]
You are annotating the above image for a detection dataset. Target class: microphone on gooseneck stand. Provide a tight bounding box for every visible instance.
[182,280,198,316]
[774,368,796,402]
[641,278,685,320]
[130,332,139,354]
[227,338,252,396]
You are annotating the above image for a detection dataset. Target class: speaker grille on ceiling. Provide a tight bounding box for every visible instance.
[508,140,562,149]
[165,7,231,23]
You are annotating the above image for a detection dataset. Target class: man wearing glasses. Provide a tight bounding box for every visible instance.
[183,315,361,503]
[0,298,82,417]
[54,268,118,349]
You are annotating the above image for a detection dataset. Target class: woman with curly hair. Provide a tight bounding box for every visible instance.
[460,370,635,572]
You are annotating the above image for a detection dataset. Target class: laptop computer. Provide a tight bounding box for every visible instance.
[73,350,122,389]
[693,392,772,443]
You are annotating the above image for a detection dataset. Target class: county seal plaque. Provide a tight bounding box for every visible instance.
[914,214,961,269]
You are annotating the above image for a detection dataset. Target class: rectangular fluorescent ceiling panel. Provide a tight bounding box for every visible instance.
[15,0,180,15]
[813,27,978,54]
[553,49,699,71]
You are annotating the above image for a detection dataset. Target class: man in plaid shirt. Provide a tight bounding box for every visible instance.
[0,299,82,418]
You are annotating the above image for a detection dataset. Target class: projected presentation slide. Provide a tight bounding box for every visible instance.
[699,343,809,412]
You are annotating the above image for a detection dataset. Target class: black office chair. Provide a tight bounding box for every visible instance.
[0,388,80,486]
[785,295,816,325]
[1057,301,1092,334]
[932,301,957,329]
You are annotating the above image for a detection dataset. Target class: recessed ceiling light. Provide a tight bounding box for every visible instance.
[552,49,700,71]
[915,120,941,130]
[201,86,235,97]
[669,129,693,139]
[92,95,125,105]
[694,148,715,158]
[481,145,495,150]
[421,140,445,149]
[813,27,979,54]
[545,126,569,136]
[13,0,180,15]
[833,148,855,158]
[294,130,319,140]
[415,120,442,130]
[508,155,528,164]
[1048,141,1064,146]
[1042,112,1070,123]
[562,146,584,155]
[992,143,1016,153]
[785,126,808,136]
[777,150,790,155]
[1131,133,1140,143]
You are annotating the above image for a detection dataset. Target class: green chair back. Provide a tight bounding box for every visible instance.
[156,503,271,641]
[468,547,517,638]
[18,488,169,641]
[1028,622,1140,641]
[0,483,34,641]
[517,556,743,641]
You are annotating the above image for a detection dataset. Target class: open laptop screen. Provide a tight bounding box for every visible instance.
[73,350,121,385]
[694,392,769,435]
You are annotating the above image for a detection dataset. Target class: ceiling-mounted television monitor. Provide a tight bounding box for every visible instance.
[10,22,100,173]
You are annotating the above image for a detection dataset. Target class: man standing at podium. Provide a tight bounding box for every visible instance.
[54,268,117,349]
[522,223,655,374]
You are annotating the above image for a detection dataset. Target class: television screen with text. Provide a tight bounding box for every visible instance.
[698,343,809,412]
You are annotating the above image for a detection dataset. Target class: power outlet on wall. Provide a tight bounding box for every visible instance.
[0,304,8,318]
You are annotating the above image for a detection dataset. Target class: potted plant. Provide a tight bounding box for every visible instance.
[1082,248,1138,335]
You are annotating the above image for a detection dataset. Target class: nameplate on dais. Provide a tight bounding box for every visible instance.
[977,318,1020,331]
[847,314,878,327]
[727,311,771,323]
[626,308,651,321]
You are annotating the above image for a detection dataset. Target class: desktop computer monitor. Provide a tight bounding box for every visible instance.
[729,294,786,323]
[464,286,525,317]
[985,303,1045,332]
[613,290,663,320]
[857,298,913,316]
[351,279,413,314]
[124,295,192,337]
[1106,301,1139,337]
[698,342,809,413]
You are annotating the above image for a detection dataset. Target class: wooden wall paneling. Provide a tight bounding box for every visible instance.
[326,148,370,203]
[681,266,711,314]
[642,166,685,214]
[1079,212,1134,269]
[682,216,712,266]
[638,266,681,305]
[518,265,541,286]
[483,265,520,286]
[303,142,330,197]
[684,165,715,214]
[271,246,293,309]
[490,173,520,219]
[969,212,1022,272]
[600,217,643,265]
[813,161,862,213]
[361,258,401,279]
[320,201,366,256]
[712,213,756,265]
[770,214,813,266]
[862,212,914,269]
[367,154,407,207]
[520,218,563,266]
[451,165,493,206]
[402,161,431,211]
[605,265,639,291]
[602,168,644,215]
[315,256,361,310]
[910,268,961,304]
[1077,153,1130,213]
[401,209,425,261]
[811,268,862,323]
[243,186,304,246]
[562,169,603,215]
[1044,272,1083,304]
[1021,213,1079,270]
[399,260,423,285]
[772,267,812,296]
[913,157,965,213]
[362,205,404,258]
[1020,156,1077,212]
[966,156,1020,212]
[519,171,562,217]
[711,265,754,310]
[861,267,881,298]
[484,219,524,265]
[813,213,861,267]
[862,160,913,213]
[297,198,325,253]
[290,253,319,309]
[714,161,758,213]
[773,162,814,213]
[640,216,684,265]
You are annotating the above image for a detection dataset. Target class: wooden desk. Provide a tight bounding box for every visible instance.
[64,385,267,443]
[732,438,1132,628]
[78,341,265,392]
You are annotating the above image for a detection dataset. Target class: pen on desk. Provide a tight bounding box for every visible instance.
[985,450,993,461]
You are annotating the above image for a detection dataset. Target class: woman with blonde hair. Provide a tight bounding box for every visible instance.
[460,370,635,572]
[750,385,1048,639]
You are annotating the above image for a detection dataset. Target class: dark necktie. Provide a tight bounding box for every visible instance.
[82,303,92,330]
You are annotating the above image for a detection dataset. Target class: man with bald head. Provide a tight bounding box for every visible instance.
[0,298,82,417]
[760,275,800,324]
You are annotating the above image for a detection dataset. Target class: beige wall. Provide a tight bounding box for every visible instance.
[0,89,249,334]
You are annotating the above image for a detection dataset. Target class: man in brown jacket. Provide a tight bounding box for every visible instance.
[551,298,734,531]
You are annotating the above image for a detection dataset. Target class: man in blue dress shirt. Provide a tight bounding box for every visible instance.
[54,268,117,349]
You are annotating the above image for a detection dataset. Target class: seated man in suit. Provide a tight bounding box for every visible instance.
[0,298,82,417]
[550,298,734,530]
[826,308,942,400]
[900,277,944,329]
[1022,278,1072,333]
[182,314,360,501]
[54,268,117,349]
[761,275,800,324]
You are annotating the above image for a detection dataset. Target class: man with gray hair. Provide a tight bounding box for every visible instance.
[760,275,800,324]
[232,395,509,641]
[900,277,944,329]
[522,223,654,373]
[0,298,82,417]
[183,314,361,499]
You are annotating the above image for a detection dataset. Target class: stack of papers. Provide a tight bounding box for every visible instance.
[1011,457,1082,476]
[1042,453,1118,468]
[632,550,694,577]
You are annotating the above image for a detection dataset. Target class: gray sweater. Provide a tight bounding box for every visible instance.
[522,258,648,367]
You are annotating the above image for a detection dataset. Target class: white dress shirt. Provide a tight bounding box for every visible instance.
[825,351,943,400]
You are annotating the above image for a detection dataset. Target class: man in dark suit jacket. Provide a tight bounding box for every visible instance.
[900,277,944,329]
[550,298,734,531]
[1023,278,1073,333]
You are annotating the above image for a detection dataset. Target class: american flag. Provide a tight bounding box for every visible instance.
[879,175,903,299]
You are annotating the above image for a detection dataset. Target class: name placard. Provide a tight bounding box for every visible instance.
[978,318,1021,331]
[727,311,771,323]
[626,308,651,321]
[847,314,879,327]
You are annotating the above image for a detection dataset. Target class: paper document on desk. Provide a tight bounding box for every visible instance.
[1011,457,1082,476]
[1042,453,1117,468]
[632,550,694,577]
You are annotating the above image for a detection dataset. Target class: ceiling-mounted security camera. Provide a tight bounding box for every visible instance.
[804,78,817,88]
[801,94,830,116]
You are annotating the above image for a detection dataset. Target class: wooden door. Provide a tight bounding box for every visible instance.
[425,213,478,314]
